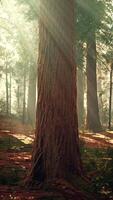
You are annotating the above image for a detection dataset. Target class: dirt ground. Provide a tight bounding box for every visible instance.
[0,117,113,200]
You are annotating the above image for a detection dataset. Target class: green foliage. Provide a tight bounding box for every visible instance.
[103,50,113,64]
[91,149,113,199]
[76,0,105,41]
[99,0,113,47]
[81,146,113,199]
[17,0,38,20]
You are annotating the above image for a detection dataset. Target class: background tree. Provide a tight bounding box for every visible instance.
[76,0,105,132]
[76,42,85,129]
[103,50,113,130]
[0,0,37,121]
[27,62,37,126]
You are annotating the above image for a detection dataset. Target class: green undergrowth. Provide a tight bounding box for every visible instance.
[0,135,31,185]
[0,166,26,185]
[0,134,32,151]
[79,144,113,199]
[39,146,113,200]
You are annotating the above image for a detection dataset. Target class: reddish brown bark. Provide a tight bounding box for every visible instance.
[86,32,102,132]
[29,0,82,183]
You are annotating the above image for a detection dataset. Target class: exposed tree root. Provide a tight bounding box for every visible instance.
[24,178,96,200]
[45,178,90,200]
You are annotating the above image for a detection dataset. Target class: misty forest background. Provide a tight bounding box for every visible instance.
[0,0,113,130]
[0,0,113,200]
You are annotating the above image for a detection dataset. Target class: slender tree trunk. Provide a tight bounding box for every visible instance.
[17,84,20,111]
[6,63,9,115]
[108,63,113,130]
[27,64,36,126]
[23,66,26,123]
[86,32,102,132]
[10,70,11,114]
[98,70,106,128]
[77,43,85,129]
[77,68,85,129]
[99,93,105,127]
[28,0,82,184]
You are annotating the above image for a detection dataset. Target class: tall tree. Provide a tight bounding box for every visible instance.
[5,60,9,114]
[28,0,82,183]
[22,64,27,123]
[108,63,113,130]
[76,42,85,129]
[27,63,36,126]
[103,50,113,130]
[86,31,102,132]
[76,0,104,132]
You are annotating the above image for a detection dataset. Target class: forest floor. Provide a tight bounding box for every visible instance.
[0,116,113,200]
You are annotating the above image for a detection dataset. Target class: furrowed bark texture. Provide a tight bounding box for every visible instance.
[86,32,102,132]
[30,0,82,183]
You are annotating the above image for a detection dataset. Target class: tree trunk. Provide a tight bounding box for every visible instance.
[23,66,26,123]
[17,84,20,111]
[10,69,11,115]
[27,64,36,126]
[108,63,113,130]
[77,68,85,129]
[29,0,82,183]
[86,32,102,132]
[77,42,85,129]
[6,63,9,115]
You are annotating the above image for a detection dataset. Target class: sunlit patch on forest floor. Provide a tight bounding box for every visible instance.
[80,131,113,148]
[0,117,113,199]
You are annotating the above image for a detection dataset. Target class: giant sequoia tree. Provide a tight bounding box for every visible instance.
[28,0,82,183]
